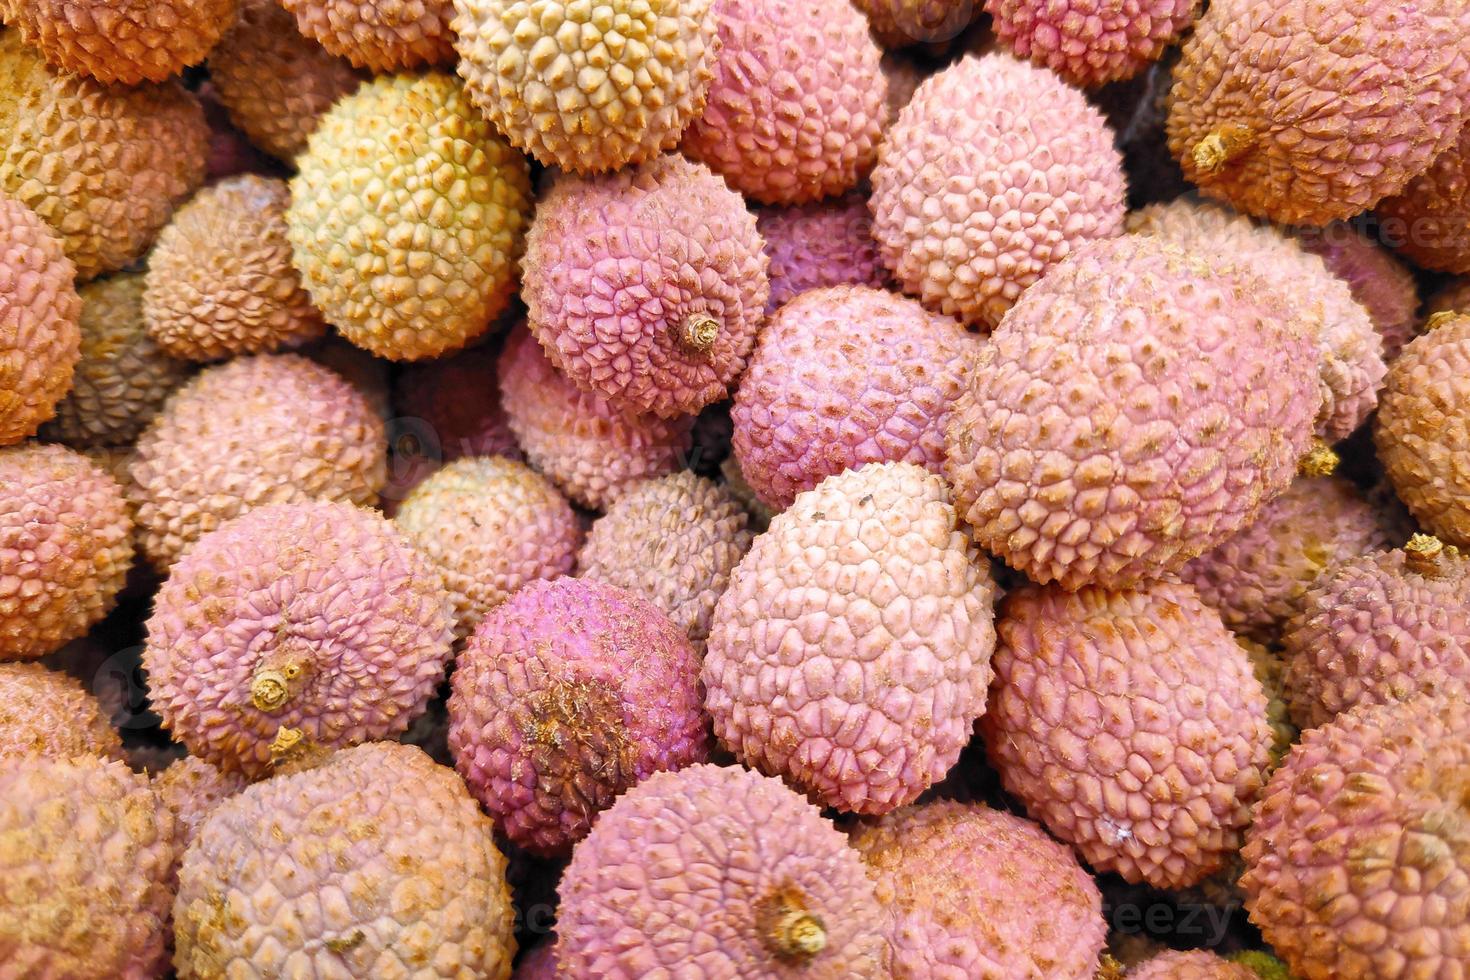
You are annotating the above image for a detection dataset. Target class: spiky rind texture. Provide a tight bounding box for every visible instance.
[757,195,888,313]
[732,286,973,509]
[523,154,768,418]
[395,456,581,639]
[129,354,386,569]
[872,53,1127,329]
[985,0,1197,88]
[288,72,533,361]
[852,0,978,49]
[1166,0,1470,225]
[144,502,453,777]
[984,580,1274,888]
[1428,278,1470,318]
[0,191,79,445]
[174,742,516,979]
[452,0,719,173]
[393,346,518,463]
[577,470,753,651]
[0,34,208,281]
[1241,691,1470,980]
[705,462,998,814]
[1130,949,1257,980]
[681,0,886,205]
[0,755,176,979]
[279,0,456,71]
[448,578,709,855]
[1180,476,1395,643]
[42,274,189,448]
[208,0,361,162]
[557,763,885,977]
[498,324,693,510]
[153,756,247,858]
[1378,120,1470,274]
[146,176,325,362]
[945,234,1320,590]
[1283,546,1470,728]
[1376,315,1470,546]
[0,444,132,661]
[0,0,238,84]
[851,801,1107,979]
[0,661,122,762]
[1128,198,1386,442]
[1297,222,1420,361]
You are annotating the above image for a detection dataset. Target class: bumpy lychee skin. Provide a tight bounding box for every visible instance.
[41,274,190,448]
[0,0,238,84]
[152,756,247,858]
[144,501,453,777]
[0,661,123,762]
[448,578,709,855]
[852,0,979,49]
[175,742,517,980]
[0,444,133,661]
[1376,314,1470,547]
[1128,198,1386,442]
[681,0,886,205]
[557,763,885,978]
[1167,0,1470,226]
[453,0,719,173]
[0,191,80,446]
[577,471,753,652]
[145,176,325,362]
[1130,949,1256,980]
[1296,222,1421,361]
[393,345,518,463]
[0,756,176,979]
[1283,537,1470,729]
[129,354,386,569]
[705,462,997,815]
[523,155,769,419]
[872,53,1127,329]
[208,0,361,162]
[1241,690,1470,980]
[985,0,1197,88]
[498,324,693,510]
[851,800,1107,979]
[732,285,976,510]
[984,580,1274,889]
[1179,476,1396,644]
[945,234,1320,590]
[0,33,208,282]
[1378,120,1470,275]
[757,194,888,313]
[395,456,582,638]
[288,72,533,361]
[279,0,456,71]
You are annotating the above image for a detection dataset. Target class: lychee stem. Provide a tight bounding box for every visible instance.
[1191,124,1256,175]
[250,652,310,712]
[767,909,826,962]
[678,313,719,355]
[269,725,331,774]
[1404,534,1457,580]
[1425,311,1461,333]
[1297,441,1339,478]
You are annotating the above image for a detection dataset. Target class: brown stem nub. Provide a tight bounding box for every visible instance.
[757,887,827,963]
[678,313,719,356]
[250,649,312,712]
[269,725,330,774]
[1425,311,1463,334]
[1404,534,1459,580]
[1191,124,1256,176]
[1298,441,1340,478]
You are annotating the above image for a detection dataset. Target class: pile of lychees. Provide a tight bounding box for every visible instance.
[2,0,1469,977]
